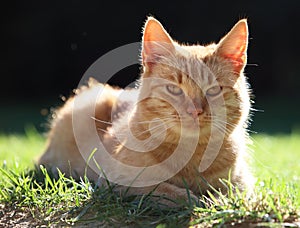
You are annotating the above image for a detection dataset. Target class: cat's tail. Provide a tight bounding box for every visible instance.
[37,78,121,180]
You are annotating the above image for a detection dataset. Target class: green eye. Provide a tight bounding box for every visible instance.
[206,86,222,97]
[166,85,183,95]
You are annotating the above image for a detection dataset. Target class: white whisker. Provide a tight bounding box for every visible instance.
[97,127,111,135]
[92,117,112,125]
[132,117,177,125]
[139,123,177,147]
[134,119,174,138]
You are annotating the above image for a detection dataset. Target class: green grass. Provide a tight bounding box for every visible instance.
[0,129,299,227]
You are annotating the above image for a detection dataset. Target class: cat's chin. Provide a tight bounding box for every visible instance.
[170,122,211,138]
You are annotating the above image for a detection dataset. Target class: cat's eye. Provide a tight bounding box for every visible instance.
[206,86,222,97]
[166,85,183,95]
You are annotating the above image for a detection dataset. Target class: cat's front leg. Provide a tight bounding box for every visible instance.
[116,182,198,207]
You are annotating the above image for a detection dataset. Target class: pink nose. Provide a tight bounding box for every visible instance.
[187,106,204,119]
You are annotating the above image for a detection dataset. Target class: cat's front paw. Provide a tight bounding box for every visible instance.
[175,188,199,205]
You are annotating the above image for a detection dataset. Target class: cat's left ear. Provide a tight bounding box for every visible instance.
[216,19,248,74]
[142,17,175,68]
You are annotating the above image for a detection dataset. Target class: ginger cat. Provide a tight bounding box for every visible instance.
[38,17,254,204]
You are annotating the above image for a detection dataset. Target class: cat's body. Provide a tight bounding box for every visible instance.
[39,17,254,204]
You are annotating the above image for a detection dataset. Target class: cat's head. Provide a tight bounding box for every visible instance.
[135,17,251,143]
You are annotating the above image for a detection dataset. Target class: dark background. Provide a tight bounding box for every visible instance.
[1,1,300,134]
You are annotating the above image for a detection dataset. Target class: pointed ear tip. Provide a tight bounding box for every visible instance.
[239,18,248,23]
[237,19,248,30]
[146,16,156,21]
[145,16,160,26]
[143,17,161,34]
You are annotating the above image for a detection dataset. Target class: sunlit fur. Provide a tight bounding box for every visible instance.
[38,17,254,204]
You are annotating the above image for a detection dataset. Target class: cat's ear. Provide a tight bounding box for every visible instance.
[216,19,248,73]
[142,17,175,68]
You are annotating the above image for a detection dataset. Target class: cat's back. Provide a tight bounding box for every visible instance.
[39,79,138,176]
[74,79,139,140]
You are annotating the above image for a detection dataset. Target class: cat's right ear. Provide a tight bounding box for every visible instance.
[142,17,175,69]
[215,19,249,74]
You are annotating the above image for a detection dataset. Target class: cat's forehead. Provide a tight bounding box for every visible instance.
[177,56,215,85]
[176,44,216,58]
[163,48,218,90]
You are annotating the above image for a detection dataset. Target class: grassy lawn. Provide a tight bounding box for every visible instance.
[0,129,299,227]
